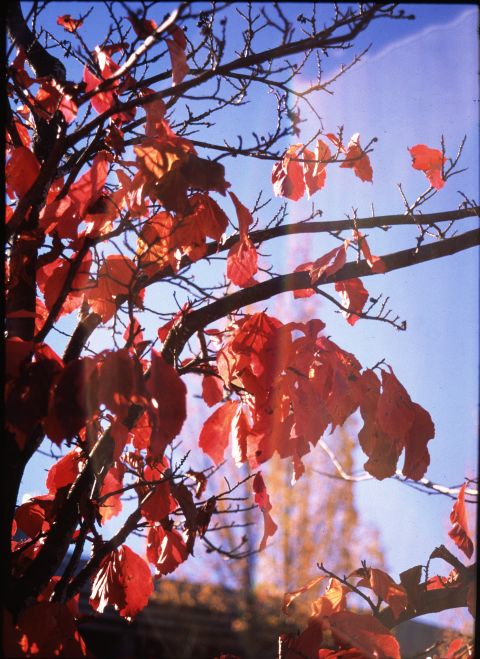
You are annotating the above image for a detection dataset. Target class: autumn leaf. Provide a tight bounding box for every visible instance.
[253,472,278,550]
[303,139,331,197]
[272,144,305,201]
[201,374,224,407]
[227,235,258,287]
[6,146,40,199]
[408,144,446,190]
[146,525,189,576]
[57,14,84,31]
[140,463,177,522]
[46,448,84,493]
[328,611,400,659]
[199,400,239,465]
[99,463,125,522]
[448,483,474,559]
[353,229,386,274]
[90,545,153,620]
[283,575,325,614]
[368,568,408,620]
[335,278,369,325]
[146,351,187,457]
[166,25,189,85]
[310,241,349,285]
[340,133,373,182]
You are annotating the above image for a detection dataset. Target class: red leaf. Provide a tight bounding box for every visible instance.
[202,374,224,407]
[409,144,446,190]
[252,472,278,550]
[146,525,188,576]
[272,144,305,201]
[369,568,408,620]
[14,496,54,538]
[99,462,125,522]
[329,611,400,659]
[35,81,78,123]
[303,139,331,197]
[310,241,348,285]
[190,193,229,241]
[42,251,92,316]
[376,367,416,444]
[86,254,137,322]
[90,545,153,620]
[127,14,158,38]
[448,483,474,559]
[146,351,187,457]
[6,147,40,199]
[335,278,368,325]
[68,151,111,217]
[229,191,253,236]
[402,402,434,480]
[140,463,177,522]
[283,575,325,614]
[5,602,88,657]
[44,357,99,444]
[340,133,373,182]
[353,229,386,274]
[97,349,146,420]
[199,400,239,465]
[83,65,116,114]
[57,14,84,31]
[46,448,84,493]
[293,261,316,298]
[226,236,258,287]
[166,25,189,85]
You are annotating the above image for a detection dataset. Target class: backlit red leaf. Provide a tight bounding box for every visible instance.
[340,133,373,182]
[202,374,224,407]
[283,575,325,614]
[146,525,189,576]
[166,25,189,86]
[57,14,84,31]
[448,483,474,559]
[402,402,434,480]
[253,472,278,550]
[229,191,253,237]
[334,278,368,325]
[199,400,239,465]
[6,147,40,199]
[328,611,400,659]
[46,448,84,493]
[146,351,187,457]
[408,144,446,190]
[226,236,258,287]
[310,241,348,285]
[369,568,408,620]
[90,545,153,620]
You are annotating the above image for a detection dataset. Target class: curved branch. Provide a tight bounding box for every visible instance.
[162,228,480,363]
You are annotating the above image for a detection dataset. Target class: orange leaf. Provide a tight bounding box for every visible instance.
[448,483,474,559]
[283,576,326,614]
[408,144,446,190]
[57,14,84,31]
[369,568,408,620]
[340,133,373,182]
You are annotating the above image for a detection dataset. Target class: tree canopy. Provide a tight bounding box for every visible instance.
[4,3,477,658]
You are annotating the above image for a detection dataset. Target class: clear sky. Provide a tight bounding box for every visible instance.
[16,2,478,632]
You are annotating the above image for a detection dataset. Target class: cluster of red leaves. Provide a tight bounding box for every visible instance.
[282,570,406,659]
[272,133,372,202]
[198,312,434,528]
[293,231,385,325]
[8,48,78,125]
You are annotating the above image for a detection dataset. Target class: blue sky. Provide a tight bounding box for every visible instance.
[16,2,478,631]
